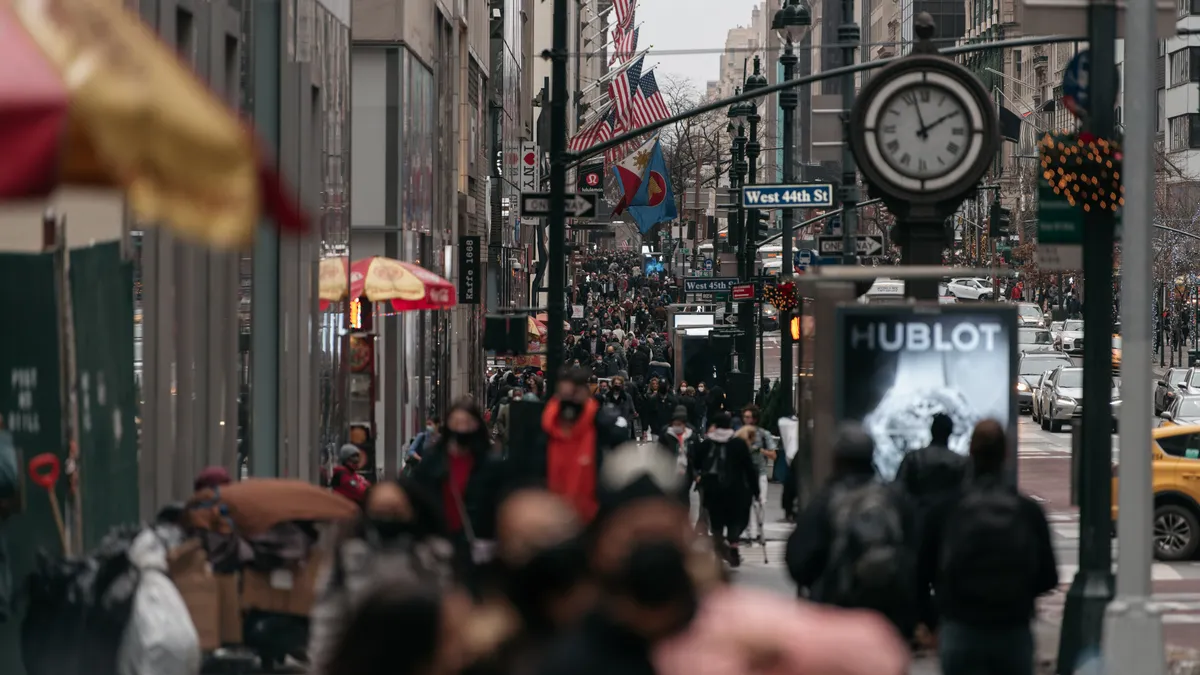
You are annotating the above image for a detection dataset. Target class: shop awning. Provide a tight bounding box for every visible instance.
[1,0,306,248]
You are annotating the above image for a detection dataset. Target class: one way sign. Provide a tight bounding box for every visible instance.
[520,192,599,218]
[817,235,885,257]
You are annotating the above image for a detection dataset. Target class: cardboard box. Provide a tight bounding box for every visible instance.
[216,574,243,644]
[241,550,323,616]
[169,541,220,651]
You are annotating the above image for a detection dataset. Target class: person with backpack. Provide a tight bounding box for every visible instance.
[893,412,967,523]
[407,416,441,463]
[916,419,1058,675]
[695,412,758,567]
[785,422,918,640]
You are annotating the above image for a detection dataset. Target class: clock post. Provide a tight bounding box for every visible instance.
[847,13,999,300]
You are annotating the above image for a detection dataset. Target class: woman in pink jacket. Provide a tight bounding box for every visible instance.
[655,583,910,675]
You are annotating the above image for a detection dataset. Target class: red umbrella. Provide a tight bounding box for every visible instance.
[348,256,457,312]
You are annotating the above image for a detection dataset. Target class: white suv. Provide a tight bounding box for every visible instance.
[946,277,994,301]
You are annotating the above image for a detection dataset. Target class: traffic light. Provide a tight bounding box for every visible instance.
[989,199,1012,237]
[752,212,770,243]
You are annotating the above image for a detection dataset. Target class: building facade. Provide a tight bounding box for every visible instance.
[126,0,352,513]
[350,0,496,475]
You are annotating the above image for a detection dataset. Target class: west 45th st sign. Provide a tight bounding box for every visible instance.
[741,184,834,208]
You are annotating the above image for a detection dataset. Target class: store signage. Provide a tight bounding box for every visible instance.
[458,236,481,304]
[577,162,605,192]
[731,283,755,301]
[520,142,539,193]
[834,304,1017,481]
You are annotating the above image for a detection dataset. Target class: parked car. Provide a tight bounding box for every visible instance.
[1159,393,1200,427]
[1054,319,1085,354]
[1049,320,1065,342]
[1016,302,1046,328]
[1037,366,1120,432]
[946,277,994,301]
[1018,352,1074,413]
[1155,367,1190,414]
[1112,423,1200,560]
[1017,327,1056,352]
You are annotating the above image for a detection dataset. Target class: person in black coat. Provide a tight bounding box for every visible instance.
[693,412,758,567]
[410,398,507,586]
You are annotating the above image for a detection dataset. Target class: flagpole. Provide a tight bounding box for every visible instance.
[578,46,651,96]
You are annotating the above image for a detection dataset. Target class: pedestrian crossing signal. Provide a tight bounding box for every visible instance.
[790,316,801,340]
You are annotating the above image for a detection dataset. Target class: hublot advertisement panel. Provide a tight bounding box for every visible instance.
[835,304,1018,481]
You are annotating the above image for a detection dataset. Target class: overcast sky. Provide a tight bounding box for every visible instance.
[634,0,762,90]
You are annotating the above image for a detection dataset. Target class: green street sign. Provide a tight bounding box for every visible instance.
[1037,184,1082,244]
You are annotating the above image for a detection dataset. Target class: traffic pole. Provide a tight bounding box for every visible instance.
[779,38,798,416]
[1057,0,1118,668]
[546,0,568,386]
[1102,0,1166,661]
[837,0,859,267]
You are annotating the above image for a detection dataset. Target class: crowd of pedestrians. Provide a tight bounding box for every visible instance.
[313,250,1063,675]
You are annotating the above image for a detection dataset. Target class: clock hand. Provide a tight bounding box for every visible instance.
[913,103,929,139]
[919,110,962,135]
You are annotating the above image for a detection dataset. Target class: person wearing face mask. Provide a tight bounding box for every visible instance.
[517,368,629,523]
[309,478,457,675]
[408,416,441,464]
[656,408,698,505]
[411,398,506,579]
[468,489,595,675]
[534,444,706,675]
[599,375,637,424]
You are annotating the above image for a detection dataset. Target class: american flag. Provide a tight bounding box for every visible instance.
[610,27,638,66]
[612,0,635,30]
[568,107,615,152]
[607,55,645,123]
[605,111,628,164]
[630,70,671,129]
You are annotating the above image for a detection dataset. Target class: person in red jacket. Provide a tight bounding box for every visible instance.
[331,443,370,506]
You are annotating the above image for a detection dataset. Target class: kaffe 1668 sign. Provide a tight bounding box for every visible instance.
[834,304,1018,481]
[458,236,481,304]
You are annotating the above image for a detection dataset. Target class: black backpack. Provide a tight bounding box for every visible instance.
[817,482,907,607]
[939,485,1035,606]
[702,441,732,490]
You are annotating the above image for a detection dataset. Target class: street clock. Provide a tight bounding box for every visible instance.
[850,41,998,220]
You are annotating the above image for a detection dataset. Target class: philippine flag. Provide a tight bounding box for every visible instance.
[610,136,659,215]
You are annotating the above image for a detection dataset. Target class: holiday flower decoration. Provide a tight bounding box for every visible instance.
[1039,131,1124,214]
[763,281,798,313]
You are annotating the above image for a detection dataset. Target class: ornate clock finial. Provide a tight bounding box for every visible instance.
[912,12,938,54]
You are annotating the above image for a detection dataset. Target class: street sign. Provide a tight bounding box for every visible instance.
[684,277,738,294]
[519,192,599,218]
[817,235,885,257]
[703,258,713,270]
[1036,183,1082,271]
[741,184,834,208]
[795,249,813,270]
[520,142,539,193]
[731,283,755,301]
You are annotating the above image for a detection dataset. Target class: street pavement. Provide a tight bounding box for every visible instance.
[731,415,1200,672]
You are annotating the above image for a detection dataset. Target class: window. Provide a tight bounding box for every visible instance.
[1169,369,1188,386]
[1179,0,1200,18]
[1020,357,1072,376]
[1171,115,1194,150]
[1169,48,1200,86]
[1058,369,1084,387]
[1158,88,1166,133]
[1152,429,1190,456]
[1177,397,1200,418]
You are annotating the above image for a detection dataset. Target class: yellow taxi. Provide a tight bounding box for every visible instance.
[1112,334,1122,371]
[1113,423,1200,560]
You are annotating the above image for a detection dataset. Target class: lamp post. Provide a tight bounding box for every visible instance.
[728,94,751,377]
[773,0,812,416]
[738,58,768,378]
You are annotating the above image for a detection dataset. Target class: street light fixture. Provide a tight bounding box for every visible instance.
[773,0,812,417]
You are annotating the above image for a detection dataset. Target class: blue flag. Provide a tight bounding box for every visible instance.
[626,140,677,233]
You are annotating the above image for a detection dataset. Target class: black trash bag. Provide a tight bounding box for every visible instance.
[21,526,143,675]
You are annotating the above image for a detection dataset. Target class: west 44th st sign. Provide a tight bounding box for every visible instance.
[741,184,834,208]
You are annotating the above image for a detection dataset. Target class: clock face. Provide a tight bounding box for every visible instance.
[876,83,970,180]
[853,62,995,201]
